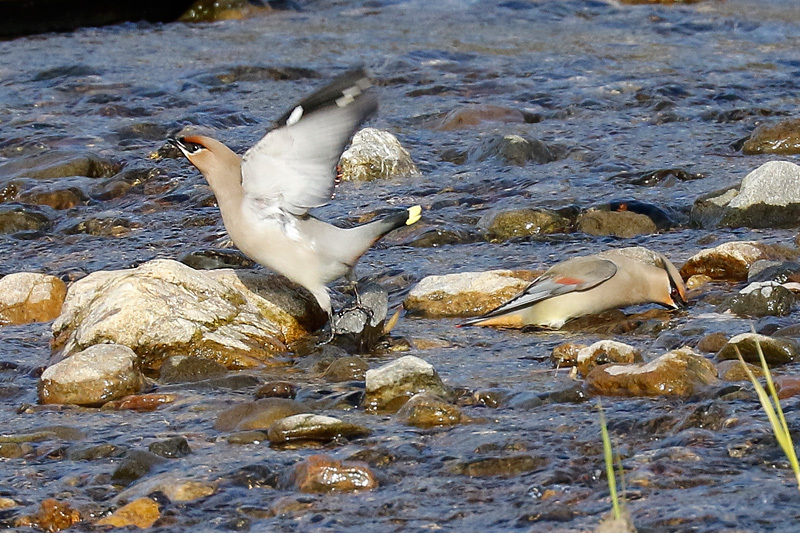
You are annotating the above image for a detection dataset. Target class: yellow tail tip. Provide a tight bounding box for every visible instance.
[406,205,422,225]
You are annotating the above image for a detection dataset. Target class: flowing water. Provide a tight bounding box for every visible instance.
[2,0,800,530]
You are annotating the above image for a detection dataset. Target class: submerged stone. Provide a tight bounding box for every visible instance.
[289,454,378,493]
[480,208,568,241]
[395,393,464,428]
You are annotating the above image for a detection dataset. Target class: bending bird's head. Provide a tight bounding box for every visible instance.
[657,254,687,309]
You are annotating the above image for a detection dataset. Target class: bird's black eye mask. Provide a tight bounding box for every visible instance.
[168,137,205,154]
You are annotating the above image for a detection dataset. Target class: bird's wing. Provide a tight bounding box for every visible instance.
[473,257,618,320]
[240,68,378,216]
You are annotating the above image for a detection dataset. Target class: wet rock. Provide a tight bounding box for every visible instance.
[776,376,800,400]
[686,274,713,290]
[66,443,125,461]
[214,398,307,432]
[430,104,526,130]
[405,269,534,318]
[95,497,160,529]
[255,381,297,399]
[332,283,389,353]
[550,342,587,368]
[227,431,267,444]
[59,212,139,237]
[230,464,279,489]
[395,393,464,428]
[691,161,800,228]
[179,248,256,270]
[102,393,178,411]
[159,355,228,383]
[577,209,658,238]
[610,168,704,187]
[468,134,564,166]
[289,454,378,493]
[14,498,81,531]
[479,208,568,241]
[0,442,31,458]
[16,182,89,210]
[116,472,216,503]
[0,150,119,180]
[323,356,369,382]
[267,413,372,444]
[716,333,798,366]
[39,344,145,406]
[51,260,325,371]
[405,225,482,247]
[742,118,800,155]
[364,355,451,412]
[680,241,785,281]
[0,203,52,234]
[112,450,167,485]
[148,437,191,458]
[696,332,728,353]
[451,455,546,477]
[576,340,642,377]
[585,348,718,397]
[180,1,273,23]
[338,128,419,181]
[717,359,764,382]
[723,281,794,317]
[0,272,66,326]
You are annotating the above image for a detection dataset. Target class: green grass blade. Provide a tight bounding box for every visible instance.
[598,401,621,520]
[737,345,800,492]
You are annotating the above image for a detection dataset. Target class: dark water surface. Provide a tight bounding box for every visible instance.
[2,0,800,530]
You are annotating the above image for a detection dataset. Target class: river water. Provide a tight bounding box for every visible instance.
[1,0,800,530]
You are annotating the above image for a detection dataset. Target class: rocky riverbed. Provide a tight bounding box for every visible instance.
[2,0,800,531]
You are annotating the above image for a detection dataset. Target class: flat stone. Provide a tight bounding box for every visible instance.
[0,272,66,325]
[451,455,547,477]
[405,269,535,318]
[267,414,372,443]
[39,344,145,406]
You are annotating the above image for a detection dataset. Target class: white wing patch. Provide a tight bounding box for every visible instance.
[286,106,304,126]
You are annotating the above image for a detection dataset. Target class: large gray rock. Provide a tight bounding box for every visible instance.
[52,259,325,370]
[39,344,145,406]
[338,128,419,181]
[691,161,800,228]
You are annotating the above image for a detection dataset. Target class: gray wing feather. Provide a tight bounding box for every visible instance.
[240,93,378,215]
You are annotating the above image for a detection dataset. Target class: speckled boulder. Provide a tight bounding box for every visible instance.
[39,344,145,406]
[0,272,66,325]
[585,347,718,397]
[479,208,568,242]
[338,128,418,181]
[716,333,798,367]
[51,259,325,370]
[404,270,535,318]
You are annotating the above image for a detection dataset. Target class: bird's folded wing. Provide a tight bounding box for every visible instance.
[477,258,618,319]
[240,79,378,216]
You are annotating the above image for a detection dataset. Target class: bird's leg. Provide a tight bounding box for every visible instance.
[344,271,374,322]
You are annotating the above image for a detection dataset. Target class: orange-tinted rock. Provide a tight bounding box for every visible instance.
[717,359,764,382]
[776,376,800,400]
[576,340,642,377]
[696,332,728,353]
[551,342,587,368]
[0,272,66,325]
[431,104,526,130]
[102,393,178,411]
[395,393,463,428]
[680,241,783,281]
[14,498,81,531]
[95,497,160,528]
[585,348,718,397]
[290,454,378,493]
[742,118,800,155]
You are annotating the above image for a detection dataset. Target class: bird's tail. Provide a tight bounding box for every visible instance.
[364,205,422,242]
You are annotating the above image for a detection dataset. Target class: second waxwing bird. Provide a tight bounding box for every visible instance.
[460,250,687,329]
[169,68,422,322]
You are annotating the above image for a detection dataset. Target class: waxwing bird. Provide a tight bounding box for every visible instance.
[169,68,422,322]
[460,249,687,329]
